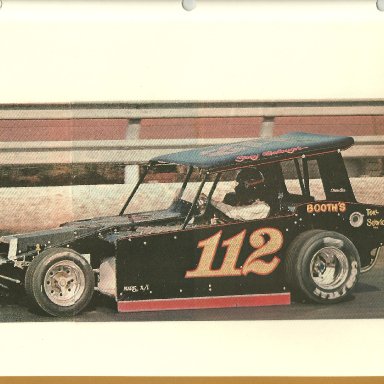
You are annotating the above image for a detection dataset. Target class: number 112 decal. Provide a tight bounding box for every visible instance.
[185,227,284,278]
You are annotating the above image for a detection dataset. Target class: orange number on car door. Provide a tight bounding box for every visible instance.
[185,227,283,278]
[185,230,245,277]
[242,228,283,275]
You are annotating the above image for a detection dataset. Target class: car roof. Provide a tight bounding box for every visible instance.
[150,132,354,172]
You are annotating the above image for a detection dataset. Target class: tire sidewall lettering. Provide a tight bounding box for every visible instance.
[305,242,359,300]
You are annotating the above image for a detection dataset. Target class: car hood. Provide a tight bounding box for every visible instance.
[62,208,184,229]
[0,209,184,257]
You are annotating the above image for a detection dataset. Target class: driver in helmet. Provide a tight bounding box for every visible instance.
[211,168,270,221]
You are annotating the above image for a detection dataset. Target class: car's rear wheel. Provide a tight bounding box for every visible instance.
[285,230,360,303]
[25,248,95,317]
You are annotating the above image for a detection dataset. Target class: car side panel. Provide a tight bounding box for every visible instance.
[115,217,298,302]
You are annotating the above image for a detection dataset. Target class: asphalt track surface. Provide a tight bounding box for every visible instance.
[1,256,383,323]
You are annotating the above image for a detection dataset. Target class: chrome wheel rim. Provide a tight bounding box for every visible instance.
[310,246,349,290]
[44,260,85,306]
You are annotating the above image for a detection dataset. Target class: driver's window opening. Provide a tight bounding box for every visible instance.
[191,164,287,225]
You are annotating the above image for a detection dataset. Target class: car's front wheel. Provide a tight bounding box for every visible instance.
[25,248,95,317]
[285,230,360,303]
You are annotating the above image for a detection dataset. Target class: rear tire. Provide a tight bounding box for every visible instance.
[285,230,360,303]
[25,248,95,317]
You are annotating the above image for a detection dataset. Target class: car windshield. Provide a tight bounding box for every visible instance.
[120,164,217,215]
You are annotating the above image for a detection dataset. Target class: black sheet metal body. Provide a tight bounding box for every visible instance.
[115,201,384,302]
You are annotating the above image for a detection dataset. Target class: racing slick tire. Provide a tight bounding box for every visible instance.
[285,230,360,303]
[25,248,95,317]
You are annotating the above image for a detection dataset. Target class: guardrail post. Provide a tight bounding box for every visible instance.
[124,118,141,184]
[260,116,275,137]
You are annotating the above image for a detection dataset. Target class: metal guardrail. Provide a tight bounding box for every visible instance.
[0,137,383,165]
[1,100,384,119]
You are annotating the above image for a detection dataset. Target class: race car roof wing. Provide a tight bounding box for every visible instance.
[150,132,354,171]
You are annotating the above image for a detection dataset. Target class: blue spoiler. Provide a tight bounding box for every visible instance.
[151,132,354,170]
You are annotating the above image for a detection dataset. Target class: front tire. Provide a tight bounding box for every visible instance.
[285,230,360,303]
[25,248,95,317]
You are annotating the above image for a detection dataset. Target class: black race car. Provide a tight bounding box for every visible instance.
[0,132,382,317]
